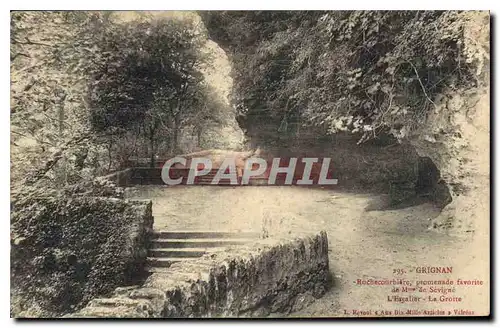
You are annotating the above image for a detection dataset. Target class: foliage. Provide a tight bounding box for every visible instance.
[10,11,105,183]
[11,184,152,317]
[87,16,221,164]
[89,18,205,129]
[10,12,228,316]
[11,11,229,185]
[202,11,488,145]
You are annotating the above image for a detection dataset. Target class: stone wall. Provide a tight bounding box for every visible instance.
[104,168,166,186]
[102,168,133,187]
[67,231,331,318]
[11,196,154,317]
[410,12,489,234]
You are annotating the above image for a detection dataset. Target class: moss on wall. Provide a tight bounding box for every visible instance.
[11,190,153,317]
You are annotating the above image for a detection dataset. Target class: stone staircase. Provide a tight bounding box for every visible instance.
[195,170,240,185]
[129,167,275,186]
[146,230,260,272]
[68,232,330,318]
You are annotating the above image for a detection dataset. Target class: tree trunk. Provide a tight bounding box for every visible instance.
[172,113,181,154]
[149,127,156,168]
[197,127,202,147]
[150,152,155,168]
[107,141,113,173]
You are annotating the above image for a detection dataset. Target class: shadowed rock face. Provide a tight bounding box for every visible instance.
[416,157,452,207]
[416,157,439,194]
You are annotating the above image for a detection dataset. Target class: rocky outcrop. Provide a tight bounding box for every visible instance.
[67,232,331,318]
[410,12,490,235]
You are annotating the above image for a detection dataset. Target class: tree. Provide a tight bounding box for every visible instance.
[10,11,108,186]
[88,16,210,166]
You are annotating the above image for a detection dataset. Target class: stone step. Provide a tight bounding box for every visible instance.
[89,297,148,308]
[76,305,149,318]
[145,266,171,273]
[195,180,238,185]
[148,248,208,258]
[196,177,236,180]
[192,181,240,187]
[195,179,237,182]
[69,297,154,318]
[151,238,253,249]
[146,257,179,268]
[153,231,260,240]
[146,257,198,268]
[145,265,202,273]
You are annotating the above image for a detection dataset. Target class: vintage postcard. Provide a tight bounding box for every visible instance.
[10,10,490,319]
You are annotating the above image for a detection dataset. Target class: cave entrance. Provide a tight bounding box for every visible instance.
[416,156,452,208]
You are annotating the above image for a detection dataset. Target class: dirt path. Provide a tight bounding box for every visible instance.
[125,185,489,317]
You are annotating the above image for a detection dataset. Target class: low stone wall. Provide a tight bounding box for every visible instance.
[130,167,164,185]
[67,231,331,318]
[102,168,134,187]
[103,168,164,186]
[11,195,154,317]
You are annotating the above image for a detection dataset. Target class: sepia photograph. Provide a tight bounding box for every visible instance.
[9,9,490,319]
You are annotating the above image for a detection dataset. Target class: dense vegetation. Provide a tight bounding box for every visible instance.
[11,12,229,189]
[11,181,153,317]
[10,11,230,317]
[201,11,487,146]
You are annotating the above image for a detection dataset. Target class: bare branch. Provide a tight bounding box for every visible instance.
[407,60,437,107]
[10,52,31,61]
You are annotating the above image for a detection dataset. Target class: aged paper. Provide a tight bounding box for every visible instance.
[10,10,490,318]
